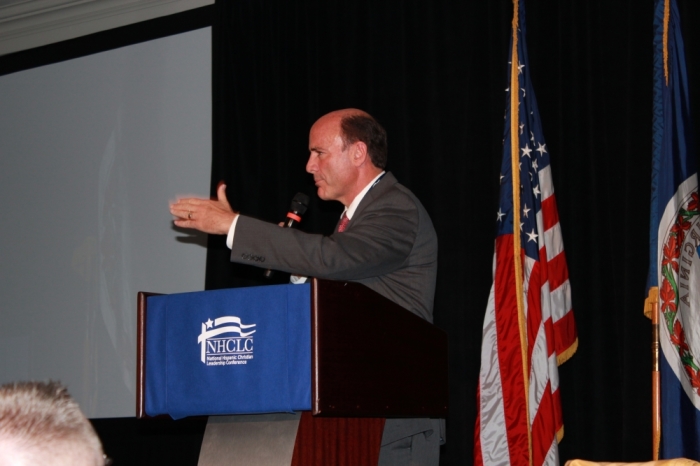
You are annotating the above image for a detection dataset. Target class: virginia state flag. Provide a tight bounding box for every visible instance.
[474,1,577,465]
[647,0,700,460]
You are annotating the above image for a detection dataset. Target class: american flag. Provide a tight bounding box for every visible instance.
[474,1,578,465]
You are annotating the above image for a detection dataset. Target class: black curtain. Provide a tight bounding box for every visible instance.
[206,0,700,465]
[2,1,699,465]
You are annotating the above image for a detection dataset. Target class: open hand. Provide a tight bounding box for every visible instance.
[170,183,237,235]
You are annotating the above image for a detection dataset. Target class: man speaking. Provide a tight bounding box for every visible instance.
[170,108,442,465]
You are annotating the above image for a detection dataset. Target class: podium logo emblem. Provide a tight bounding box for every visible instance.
[197,316,256,365]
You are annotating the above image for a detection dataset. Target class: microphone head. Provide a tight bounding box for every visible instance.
[290,192,310,215]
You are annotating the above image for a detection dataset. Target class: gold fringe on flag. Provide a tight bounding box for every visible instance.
[557,338,579,366]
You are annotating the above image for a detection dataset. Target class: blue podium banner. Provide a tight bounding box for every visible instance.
[145,283,311,419]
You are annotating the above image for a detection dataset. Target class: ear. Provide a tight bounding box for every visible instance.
[350,141,369,167]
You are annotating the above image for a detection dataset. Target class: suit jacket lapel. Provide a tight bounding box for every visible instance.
[331,172,397,233]
[351,171,397,221]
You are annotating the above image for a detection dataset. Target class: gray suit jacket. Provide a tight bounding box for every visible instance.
[230,172,437,322]
[230,172,442,445]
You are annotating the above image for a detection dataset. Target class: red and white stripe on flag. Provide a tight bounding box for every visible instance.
[474,163,577,466]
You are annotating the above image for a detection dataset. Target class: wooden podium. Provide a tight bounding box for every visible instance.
[136,278,448,465]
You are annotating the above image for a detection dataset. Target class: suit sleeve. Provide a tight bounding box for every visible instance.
[230,193,420,281]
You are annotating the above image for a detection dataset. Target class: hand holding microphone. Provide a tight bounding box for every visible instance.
[281,192,310,228]
[264,192,309,278]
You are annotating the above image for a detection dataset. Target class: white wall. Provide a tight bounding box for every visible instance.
[0,27,212,418]
[0,0,214,56]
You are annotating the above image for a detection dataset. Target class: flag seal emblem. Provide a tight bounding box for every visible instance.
[658,175,700,406]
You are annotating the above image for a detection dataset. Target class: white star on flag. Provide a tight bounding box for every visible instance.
[526,229,538,242]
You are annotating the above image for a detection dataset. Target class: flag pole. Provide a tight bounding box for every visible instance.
[648,1,669,459]
[509,1,533,465]
[646,286,661,460]
[644,287,661,459]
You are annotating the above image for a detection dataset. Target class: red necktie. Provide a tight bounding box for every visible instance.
[337,212,350,232]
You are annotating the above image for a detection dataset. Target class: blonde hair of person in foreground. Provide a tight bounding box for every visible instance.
[0,381,105,466]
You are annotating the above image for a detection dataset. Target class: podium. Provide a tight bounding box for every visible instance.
[136,278,448,465]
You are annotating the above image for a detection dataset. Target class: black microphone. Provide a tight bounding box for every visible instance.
[281,192,310,228]
[264,192,310,278]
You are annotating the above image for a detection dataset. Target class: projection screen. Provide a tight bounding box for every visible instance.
[0,27,212,418]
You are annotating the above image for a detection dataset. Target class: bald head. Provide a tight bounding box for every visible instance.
[306,109,386,206]
[318,109,388,170]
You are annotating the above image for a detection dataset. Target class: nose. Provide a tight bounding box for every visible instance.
[306,154,317,174]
